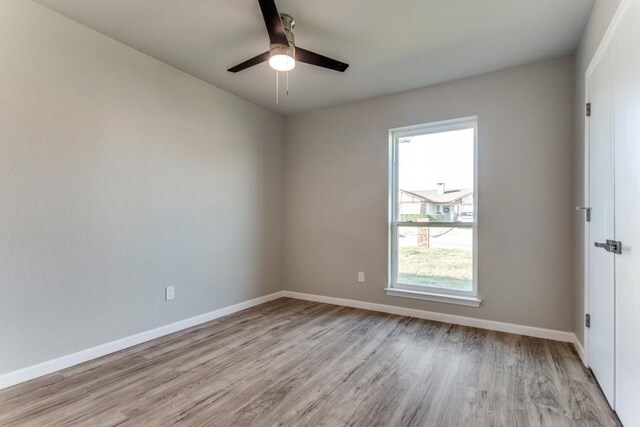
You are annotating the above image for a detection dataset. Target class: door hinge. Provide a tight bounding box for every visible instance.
[585,313,591,328]
[586,102,591,117]
[576,207,591,222]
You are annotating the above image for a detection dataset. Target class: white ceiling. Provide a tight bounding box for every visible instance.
[34,0,594,116]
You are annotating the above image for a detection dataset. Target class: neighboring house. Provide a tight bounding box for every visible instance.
[400,183,473,222]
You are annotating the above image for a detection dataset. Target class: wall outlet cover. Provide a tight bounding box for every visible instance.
[165,286,175,301]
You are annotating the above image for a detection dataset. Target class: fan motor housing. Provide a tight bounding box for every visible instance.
[280,13,295,46]
[270,43,295,59]
[270,13,295,57]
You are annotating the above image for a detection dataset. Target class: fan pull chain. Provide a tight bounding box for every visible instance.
[276,70,279,104]
[286,71,289,96]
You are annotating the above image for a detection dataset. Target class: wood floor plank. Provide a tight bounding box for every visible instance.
[0,298,619,427]
[118,306,367,424]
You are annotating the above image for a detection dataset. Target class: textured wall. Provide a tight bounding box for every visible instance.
[572,0,621,346]
[283,58,575,332]
[0,0,283,374]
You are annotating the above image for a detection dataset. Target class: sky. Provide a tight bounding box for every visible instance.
[398,128,474,192]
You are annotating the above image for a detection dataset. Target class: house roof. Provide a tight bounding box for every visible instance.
[402,189,473,204]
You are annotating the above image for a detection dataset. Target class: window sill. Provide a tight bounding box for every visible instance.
[384,287,481,307]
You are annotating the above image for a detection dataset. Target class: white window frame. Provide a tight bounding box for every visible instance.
[386,117,481,307]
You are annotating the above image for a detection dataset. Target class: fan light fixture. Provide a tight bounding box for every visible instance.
[269,46,295,71]
[227,2,349,105]
[227,3,349,77]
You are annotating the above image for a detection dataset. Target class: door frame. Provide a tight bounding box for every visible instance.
[582,0,633,369]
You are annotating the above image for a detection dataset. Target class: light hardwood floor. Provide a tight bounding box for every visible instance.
[0,298,619,426]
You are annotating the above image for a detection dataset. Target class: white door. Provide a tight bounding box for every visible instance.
[613,1,640,424]
[587,45,616,407]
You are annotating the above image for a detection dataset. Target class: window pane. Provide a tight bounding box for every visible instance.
[398,128,474,223]
[398,226,473,291]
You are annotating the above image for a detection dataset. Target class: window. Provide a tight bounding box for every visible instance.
[387,117,480,307]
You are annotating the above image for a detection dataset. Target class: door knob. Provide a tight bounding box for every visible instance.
[594,240,622,254]
[606,239,622,254]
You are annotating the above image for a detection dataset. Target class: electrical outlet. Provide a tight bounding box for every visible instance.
[357,272,365,283]
[165,286,175,301]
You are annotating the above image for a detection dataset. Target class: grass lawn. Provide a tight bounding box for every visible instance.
[398,246,472,291]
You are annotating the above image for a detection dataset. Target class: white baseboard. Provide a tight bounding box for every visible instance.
[282,291,577,343]
[1,290,586,391]
[572,335,588,367]
[0,291,285,391]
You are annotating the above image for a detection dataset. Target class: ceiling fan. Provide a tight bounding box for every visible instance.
[227,0,349,74]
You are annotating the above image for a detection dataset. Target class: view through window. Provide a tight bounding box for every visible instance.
[391,118,476,295]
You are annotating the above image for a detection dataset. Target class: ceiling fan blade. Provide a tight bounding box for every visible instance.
[227,51,270,73]
[258,0,289,47]
[295,47,349,72]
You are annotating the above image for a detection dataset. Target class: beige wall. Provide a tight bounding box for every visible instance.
[283,58,575,332]
[0,0,283,374]
[1,0,603,377]
[572,0,621,345]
